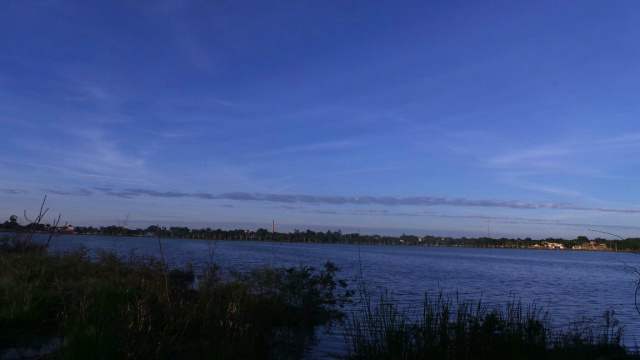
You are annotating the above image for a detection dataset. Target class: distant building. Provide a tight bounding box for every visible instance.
[61,226,75,234]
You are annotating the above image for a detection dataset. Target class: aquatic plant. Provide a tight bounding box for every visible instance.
[343,289,633,360]
[0,242,351,359]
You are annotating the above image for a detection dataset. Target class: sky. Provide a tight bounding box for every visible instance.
[1,1,640,239]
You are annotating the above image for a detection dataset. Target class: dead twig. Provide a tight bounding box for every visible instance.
[42,213,64,254]
[157,225,171,305]
[22,196,50,252]
[18,196,65,254]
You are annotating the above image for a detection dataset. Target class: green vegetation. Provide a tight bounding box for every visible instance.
[2,237,640,359]
[3,216,640,358]
[4,200,640,359]
[3,212,637,250]
[0,238,352,359]
[344,290,637,360]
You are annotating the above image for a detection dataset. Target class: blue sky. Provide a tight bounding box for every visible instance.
[2,1,640,239]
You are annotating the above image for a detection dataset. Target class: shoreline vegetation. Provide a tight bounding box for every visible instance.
[0,237,353,359]
[1,219,638,252]
[1,200,635,251]
[3,200,640,359]
[2,235,640,359]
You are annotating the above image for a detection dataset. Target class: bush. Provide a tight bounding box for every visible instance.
[0,246,353,359]
[344,290,635,360]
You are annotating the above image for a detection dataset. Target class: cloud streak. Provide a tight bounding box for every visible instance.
[42,188,94,196]
[258,139,362,157]
[1,189,29,195]
[76,187,640,214]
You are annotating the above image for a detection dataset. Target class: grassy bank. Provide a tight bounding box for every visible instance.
[0,238,352,359]
[2,235,640,359]
[344,290,638,360]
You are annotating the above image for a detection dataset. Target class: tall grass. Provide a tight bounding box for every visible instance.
[343,290,634,360]
[3,236,639,359]
[0,242,351,359]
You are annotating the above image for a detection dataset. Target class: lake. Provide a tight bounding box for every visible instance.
[28,234,640,358]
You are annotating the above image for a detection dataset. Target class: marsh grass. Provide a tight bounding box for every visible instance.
[344,289,637,360]
[3,236,640,360]
[0,242,351,359]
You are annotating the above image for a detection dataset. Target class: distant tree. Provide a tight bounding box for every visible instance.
[256,228,270,240]
[144,225,160,234]
[169,227,190,238]
[3,215,20,230]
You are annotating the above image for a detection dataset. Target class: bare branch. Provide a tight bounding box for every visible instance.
[588,229,625,241]
[21,196,60,253]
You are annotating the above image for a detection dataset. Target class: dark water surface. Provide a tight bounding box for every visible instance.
[31,234,640,358]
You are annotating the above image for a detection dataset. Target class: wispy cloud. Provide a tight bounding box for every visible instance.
[488,132,640,176]
[303,209,340,215]
[90,187,180,199]
[42,188,93,196]
[490,146,575,168]
[274,206,640,231]
[480,132,640,201]
[153,130,200,139]
[270,205,303,211]
[28,127,154,187]
[74,187,640,214]
[593,132,640,149]
[267,166,399,187]
[501,176,584,198]
[1,189,29,195]
[259,140,361,157]
[69,128,145,169]
[55,70,125,113]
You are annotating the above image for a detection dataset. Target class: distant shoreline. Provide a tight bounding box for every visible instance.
[2,230,632,253]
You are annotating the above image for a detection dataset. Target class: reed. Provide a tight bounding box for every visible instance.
[3,238,639,359]
[343,289,636,360]
[0,242,350,359]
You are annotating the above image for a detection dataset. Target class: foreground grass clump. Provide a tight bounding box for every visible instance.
[344,291,638,360]
[0,241,351,359]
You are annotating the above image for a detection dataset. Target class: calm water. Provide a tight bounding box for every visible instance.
[29,234,640,358]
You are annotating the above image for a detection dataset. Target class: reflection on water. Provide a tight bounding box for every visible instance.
[29,234,640,358]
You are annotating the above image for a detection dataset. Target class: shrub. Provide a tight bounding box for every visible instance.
[0,246,351,359]
[344,290,633,360]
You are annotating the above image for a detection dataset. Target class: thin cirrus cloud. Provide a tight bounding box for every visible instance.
[486,144,584,176]
[257,139,362,157]
[86,187,640,214]
[277,206,640,232]
[592,132,640,149]
[41,188,94,196]
[490,147,574,168]
[488,133,640,174]
[284,208,640,232]
[1,189,29,195]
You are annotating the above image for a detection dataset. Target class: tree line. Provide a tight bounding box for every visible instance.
[2,214,639,250]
